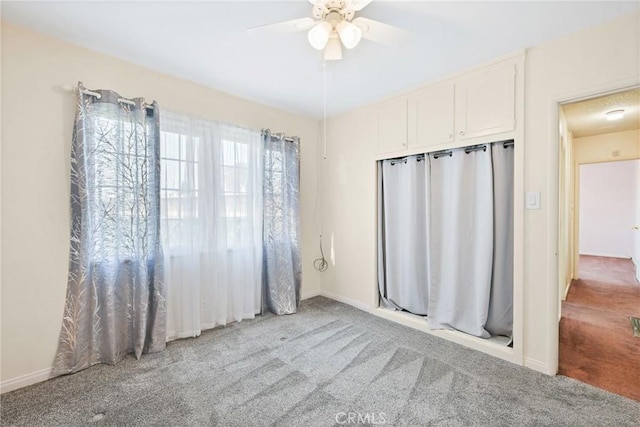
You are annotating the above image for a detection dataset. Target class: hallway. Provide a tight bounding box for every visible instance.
[559,255,640,401]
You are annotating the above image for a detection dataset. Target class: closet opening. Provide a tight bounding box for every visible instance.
[377,139,515,346]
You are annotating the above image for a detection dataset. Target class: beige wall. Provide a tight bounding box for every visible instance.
[573,129,640,164]
[0,23,321,385]
[321,105,379,309]
[570,129,640,278]
[321,12,640,375]
[525,12,639,373]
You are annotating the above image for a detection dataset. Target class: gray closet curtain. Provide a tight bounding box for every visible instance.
[377,141,514,340]
[378,155,430,315]
[262,131,301,315]
[428,147,494,338]
[486,144,514,336]
[54,83,165,374]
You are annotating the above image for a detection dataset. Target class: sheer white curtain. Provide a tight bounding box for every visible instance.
[160,111,263,340]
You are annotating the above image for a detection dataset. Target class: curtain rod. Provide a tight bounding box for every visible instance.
[386,139,515,165]
[430,139,515,159]
[389,154,427,166]
[464,144,487,154]
[80,89,155,111]
[262,129,298,143]
[389,157,407,165]
[62,85,155,111]
[432,150,453,159]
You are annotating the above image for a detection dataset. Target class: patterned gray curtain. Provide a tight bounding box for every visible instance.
[262,130,301,315]
[54,83,165,374]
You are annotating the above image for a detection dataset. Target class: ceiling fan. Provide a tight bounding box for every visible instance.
[248,0,408,60]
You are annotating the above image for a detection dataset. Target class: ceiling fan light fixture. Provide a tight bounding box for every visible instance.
[308,21,332,50]
[249,0,407,60]
[324,35,343,60]
[336,20,362,49]
[605,109,625,121]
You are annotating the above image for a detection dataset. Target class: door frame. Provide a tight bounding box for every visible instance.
[551,80,640,374]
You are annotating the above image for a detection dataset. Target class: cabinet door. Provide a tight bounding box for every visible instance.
[456,62,516,140]
[377,98,408,154]
[409,82,455,149]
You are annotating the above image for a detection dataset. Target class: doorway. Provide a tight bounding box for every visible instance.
[557,88,640,400]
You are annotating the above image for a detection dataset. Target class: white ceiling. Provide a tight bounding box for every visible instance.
[563,88,640,138]
[2,1,639,119]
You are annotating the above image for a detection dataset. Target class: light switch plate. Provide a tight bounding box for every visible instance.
[526,191,541,210]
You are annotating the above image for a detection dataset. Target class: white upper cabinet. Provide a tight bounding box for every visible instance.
[455,61,516,140]
[377,98,408,154]
[408,82,455,150]
[375,55,522,157]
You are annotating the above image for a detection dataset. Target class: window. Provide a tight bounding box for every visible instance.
[221,139,251,247]
[89,107,158,263]
[159,119,260,251]
[160,130,199,250]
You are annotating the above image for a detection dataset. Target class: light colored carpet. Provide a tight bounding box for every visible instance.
[2,296,639,426]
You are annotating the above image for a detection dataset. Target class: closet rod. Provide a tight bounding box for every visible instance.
[388,139,514,164]
[464,144,487,154]
[389,157,408,165]
[432,150,453,159]
[389,154,425,165]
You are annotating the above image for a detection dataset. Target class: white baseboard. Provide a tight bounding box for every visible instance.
[563,281,572,300]
[1,367,54,394]
[524,357,552,375]
[373,307,518,365]
[319,290,372,313]
[579,252,631,260]
[301,289,322,300]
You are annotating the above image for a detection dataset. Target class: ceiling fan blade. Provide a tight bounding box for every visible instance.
[351,17,409,45]
[247,17,316,35]
[308,0,327,5]
[348,0,374,11]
